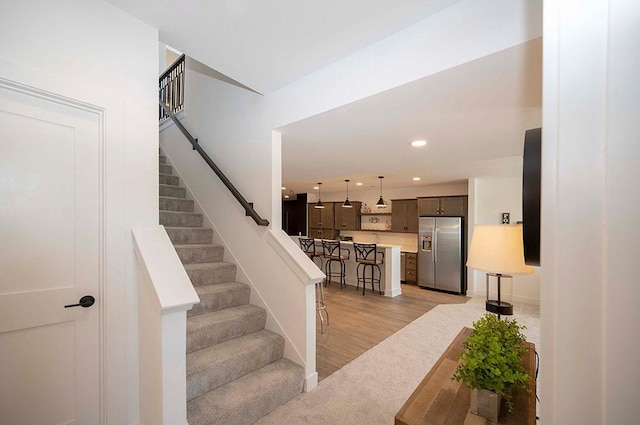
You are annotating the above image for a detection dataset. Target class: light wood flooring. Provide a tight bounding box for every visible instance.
[316,282,469,381]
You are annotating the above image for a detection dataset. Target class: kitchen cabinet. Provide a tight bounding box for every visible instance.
[392,199,418,233]
[405,252,417,283]
[418,196,467,217]
[307,228,337,240]
[334,201,362,230]
[307,202,335,230]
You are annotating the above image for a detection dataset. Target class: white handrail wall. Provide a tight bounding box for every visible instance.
[132,225,199,425]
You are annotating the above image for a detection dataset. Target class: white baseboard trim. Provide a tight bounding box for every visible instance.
[304,372,318,393]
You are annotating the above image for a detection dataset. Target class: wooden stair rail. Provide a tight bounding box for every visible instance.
[159,102,269,227]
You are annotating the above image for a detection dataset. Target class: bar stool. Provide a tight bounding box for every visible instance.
[299,238,329,334]
[321,239,350,289]
[353,242,384,296]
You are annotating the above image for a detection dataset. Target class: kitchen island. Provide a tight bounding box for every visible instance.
[293,237,402,297]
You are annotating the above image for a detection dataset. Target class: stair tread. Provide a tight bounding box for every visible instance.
[159,195,190,201]
[184,261,235,270]
[174,243,223,249]
[187,359,304,425]
[186,330,284,400]
[187,304,266,352]
[165,226,211,231]
[187,304,264,332]
[193,281,247,296]
[160,210,201,216]
[188,282,249,317]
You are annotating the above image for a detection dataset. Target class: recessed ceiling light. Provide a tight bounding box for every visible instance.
[413,177,421,181]
[411,140,428,147]
[281,186,286,190]
[356,182,363,186]
[313,186,319,190]
[284,195,290,198]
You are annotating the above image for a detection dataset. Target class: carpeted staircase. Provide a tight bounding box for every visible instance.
[158,152,305,425]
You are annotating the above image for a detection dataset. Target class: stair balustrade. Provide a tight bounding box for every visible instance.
[159,54,185,123]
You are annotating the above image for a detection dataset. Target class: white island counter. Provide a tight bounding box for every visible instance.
[292,237,402,297]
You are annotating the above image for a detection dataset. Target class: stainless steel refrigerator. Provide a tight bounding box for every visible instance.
[418,217,464,294]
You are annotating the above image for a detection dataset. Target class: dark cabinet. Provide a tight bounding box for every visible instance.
[307,228,337,240]
[391,199,418,233]
[307,202,335,235]
[405,252,417,283]
[334,202,361,230]
[418,196,467,217]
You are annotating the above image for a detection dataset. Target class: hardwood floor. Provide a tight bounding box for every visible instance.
[316,282,469,381]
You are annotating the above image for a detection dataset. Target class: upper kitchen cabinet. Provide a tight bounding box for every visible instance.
[307,202,335,230]
[418,196,468,217]
[391,199,418,233]
[334,201,362,231]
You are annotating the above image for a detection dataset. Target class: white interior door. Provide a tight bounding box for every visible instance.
[0,82,101,424]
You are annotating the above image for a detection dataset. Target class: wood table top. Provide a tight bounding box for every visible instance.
[395,327,536,425]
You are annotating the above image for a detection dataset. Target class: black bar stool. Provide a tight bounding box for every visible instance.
[353,242,384,296]
[321,239,350,289]
[299,237,329,334]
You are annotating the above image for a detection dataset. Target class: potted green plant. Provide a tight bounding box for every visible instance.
[453,313,530,421]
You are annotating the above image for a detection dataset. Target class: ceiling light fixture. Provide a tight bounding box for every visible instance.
[411,140,428,147]
[356,182,363,186]
[413,177,421,181]
[376,176,387,208]
[342,179,353,208]
[315,182,325,209]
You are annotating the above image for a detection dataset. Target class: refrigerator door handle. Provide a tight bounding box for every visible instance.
[433,226,437,263]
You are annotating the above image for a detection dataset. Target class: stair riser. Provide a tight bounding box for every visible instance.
[159,184,186,198]
[187,309,266,353]
[159,155,167,164]
[159,164,173,174]
[160,174,179,186]
[186,332,284,401]
[160,212,204,227]
[186,264,237,286]
[166,228,213,245]
[189,285,250,317]
[187,359,305,425]
[160,197,195,212]
[176,245,224,264]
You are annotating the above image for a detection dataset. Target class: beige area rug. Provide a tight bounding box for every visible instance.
[255,298,540,425]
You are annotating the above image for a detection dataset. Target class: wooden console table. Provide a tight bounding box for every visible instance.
[395,327,536,425]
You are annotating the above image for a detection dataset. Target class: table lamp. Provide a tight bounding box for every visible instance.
[467,224,534,316]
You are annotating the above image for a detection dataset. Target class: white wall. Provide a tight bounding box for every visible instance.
[0,1,158,423]
[541,0,640,424]
[468,176,540,304]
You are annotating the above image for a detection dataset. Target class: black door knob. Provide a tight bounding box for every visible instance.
[64,295,96,308]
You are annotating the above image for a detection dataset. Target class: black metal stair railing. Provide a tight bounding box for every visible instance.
[159,100,269,227]
[159,54,185,123]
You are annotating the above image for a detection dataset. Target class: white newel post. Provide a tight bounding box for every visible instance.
[133,226,200,425]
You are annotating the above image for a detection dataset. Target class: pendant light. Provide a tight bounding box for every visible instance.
[342,179,353,208]
[376,176,387,208]
[315,182,325,209]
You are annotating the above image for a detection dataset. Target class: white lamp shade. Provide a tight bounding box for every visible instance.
[467,224,534,275]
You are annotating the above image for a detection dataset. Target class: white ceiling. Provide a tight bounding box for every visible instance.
[106,0,541,196]
[280,38,542,195]
[106,0,463,94]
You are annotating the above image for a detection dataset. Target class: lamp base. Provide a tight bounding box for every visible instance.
[486,299,513,316]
